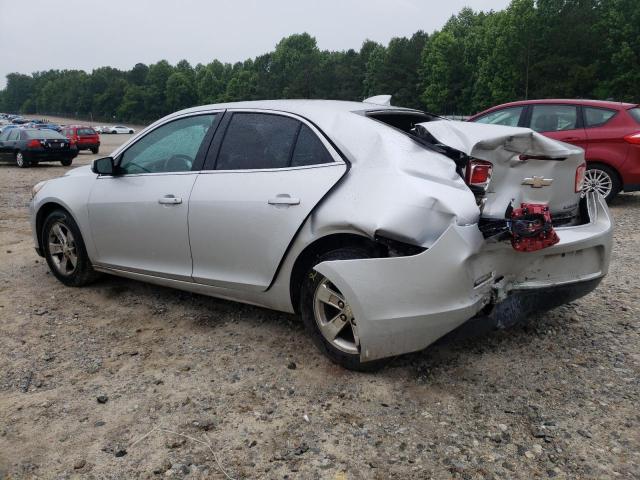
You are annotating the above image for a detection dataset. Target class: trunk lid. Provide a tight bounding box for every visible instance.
[415,120,584,219]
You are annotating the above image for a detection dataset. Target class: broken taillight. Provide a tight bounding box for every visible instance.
[575,163,586,193]
[508,203,559,252]
[466,159,493,189]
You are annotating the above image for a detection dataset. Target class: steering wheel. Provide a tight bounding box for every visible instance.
[164,154,193,172]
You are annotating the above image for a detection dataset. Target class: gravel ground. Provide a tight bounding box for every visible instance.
[0,122,638,479]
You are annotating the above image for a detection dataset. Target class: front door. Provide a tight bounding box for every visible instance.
[189,111,347,291]
[88,113,221,280]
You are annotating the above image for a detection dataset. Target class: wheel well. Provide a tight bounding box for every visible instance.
[35,202,69,251]
[289,233,383,314]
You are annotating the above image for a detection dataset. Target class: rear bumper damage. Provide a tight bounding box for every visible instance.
[314,193,612,362]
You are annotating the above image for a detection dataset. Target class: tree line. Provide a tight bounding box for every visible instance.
[0,0,637,123]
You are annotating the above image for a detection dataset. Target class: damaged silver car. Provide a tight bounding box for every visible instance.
[30,99,613,370]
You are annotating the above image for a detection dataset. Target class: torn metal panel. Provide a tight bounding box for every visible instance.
[314,193,612,362]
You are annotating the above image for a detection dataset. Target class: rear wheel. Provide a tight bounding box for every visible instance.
[582,163,621,202]
[61,158,73,166]
[15,151,30,168]
[90,146,99,154]
[299,247,389,371]
[42,210,100,287]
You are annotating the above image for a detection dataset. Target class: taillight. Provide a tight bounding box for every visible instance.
[575,163,586,193]
[623,132,640,144]
[466,159,493,188]
[27,139,41,148]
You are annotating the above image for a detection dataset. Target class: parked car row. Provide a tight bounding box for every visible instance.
[469,99,640,201]
[94,125,136,134]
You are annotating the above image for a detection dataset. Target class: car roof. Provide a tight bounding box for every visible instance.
[476,99,637,114]
[173,99,419,122]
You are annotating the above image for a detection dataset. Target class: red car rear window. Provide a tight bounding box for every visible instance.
[77,128,96,135]
[628,107,640,124]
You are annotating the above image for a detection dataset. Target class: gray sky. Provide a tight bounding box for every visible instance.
[0,0,510,88]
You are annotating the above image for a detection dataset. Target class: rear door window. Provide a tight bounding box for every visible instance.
[216,113,300,170]
[530,104,578,132]
[291,125,334,167]
[584,107,617,128]
[474,106,524,127]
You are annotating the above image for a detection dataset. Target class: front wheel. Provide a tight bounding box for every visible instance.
[299,247,388,371]
[582,164,621,202]
[42,210,100,287]
[15,151,30,168]
[61,158,73,166]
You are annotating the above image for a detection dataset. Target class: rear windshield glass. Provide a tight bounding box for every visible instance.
[77,128,96,135]
[24,129,64,139]
[628,107,640,124]
[366,111,439,134]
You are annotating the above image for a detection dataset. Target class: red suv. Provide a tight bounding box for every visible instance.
[61,125,100,154]
[469,99,640,201]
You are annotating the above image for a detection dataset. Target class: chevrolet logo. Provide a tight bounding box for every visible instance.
[522,176,553,188]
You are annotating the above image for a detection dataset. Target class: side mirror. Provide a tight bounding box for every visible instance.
[92,156,116,175]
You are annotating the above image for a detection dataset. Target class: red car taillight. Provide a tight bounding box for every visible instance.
[623,132,640,145]
[466,159,493,189]
[575,163,586,193]
[27,139,41,148]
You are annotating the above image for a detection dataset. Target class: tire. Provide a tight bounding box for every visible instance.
[42,210,100,287]
[128,130,133,134]
[15,151,30,168]
[90,147,99,154]
[299,247,389,372]
[583,163,621,202]
[61,158,73,166]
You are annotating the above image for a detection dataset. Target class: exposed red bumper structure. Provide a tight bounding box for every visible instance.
[509,203,560,252]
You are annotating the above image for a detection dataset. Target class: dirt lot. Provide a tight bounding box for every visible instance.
[0,121,638,479]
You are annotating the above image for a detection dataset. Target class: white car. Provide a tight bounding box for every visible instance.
[29,99,612,370]
[108,125,135,134]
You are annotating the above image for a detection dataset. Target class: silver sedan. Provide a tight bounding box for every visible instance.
[30,99,612,370]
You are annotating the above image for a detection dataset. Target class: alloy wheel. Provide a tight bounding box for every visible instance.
[47,221,78,275]
[582,168,613,198]
[313,278,360,354]
[16,152,25,167]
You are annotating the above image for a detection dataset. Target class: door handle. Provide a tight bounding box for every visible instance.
[268,194,300,206]
[158,195,182,205]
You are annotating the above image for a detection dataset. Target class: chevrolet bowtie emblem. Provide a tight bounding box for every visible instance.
[522,176,553,188]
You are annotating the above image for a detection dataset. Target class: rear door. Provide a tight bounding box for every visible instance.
[582,106,629,172]
[526,103,587,149]
[189,110,347,291]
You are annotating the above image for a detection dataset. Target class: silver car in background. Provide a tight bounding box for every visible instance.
[30,99,612,370]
